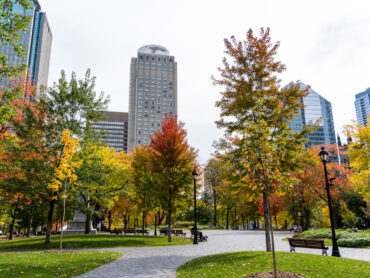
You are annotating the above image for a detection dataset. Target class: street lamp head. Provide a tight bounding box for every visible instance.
[192,169,198,180]
[319,146,329,163]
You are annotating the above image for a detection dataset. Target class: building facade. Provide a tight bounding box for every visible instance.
[354,88,370,126]
[0,0,52,91]
[91,111,129,152]
[128,45,177,152]
[288,82,337,147]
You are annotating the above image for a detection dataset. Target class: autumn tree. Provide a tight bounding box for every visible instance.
[204,158,223,227]
[47,130,80,250]
[42,69,109,243]
[131,145,157,234]
[0,0,33,147]
[344,120,369,200]
[150,115,197,242]
[75,142,130,233]
[213,28,311,276]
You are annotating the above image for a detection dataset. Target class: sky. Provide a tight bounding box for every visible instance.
[40,0,370,164]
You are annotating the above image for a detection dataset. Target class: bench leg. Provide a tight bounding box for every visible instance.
[290,246,295,252]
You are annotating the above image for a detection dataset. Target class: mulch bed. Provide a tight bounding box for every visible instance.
[243,271,307,278]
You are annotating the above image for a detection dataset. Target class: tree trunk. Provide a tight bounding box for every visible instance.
[46,198,56,244]
[167,189,172,242]
[213,189,217,227]
[142,211,145,235]
[267,194,277,278]
[60,181,67,250]
[26,213,33,237]
[154,212,158,236]
[8,205,18,240]
[167,209,172,242]
[85,214,91,234]
[108,210,112,231]
[226,207,229,230]
[263,191,272,252]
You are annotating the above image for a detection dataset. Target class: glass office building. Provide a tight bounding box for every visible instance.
[0,0,52,92]
[128,45,177,152]
[354,88,370,126]
[288,82,337,147]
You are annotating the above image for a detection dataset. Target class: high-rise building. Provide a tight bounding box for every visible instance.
[128,45,177,152]
[288,82,337,147]
[0,0,52,92]
[91,111,129,152]
[354,88,370,126]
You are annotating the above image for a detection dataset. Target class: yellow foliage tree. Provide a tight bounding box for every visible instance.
[47,130,80,250]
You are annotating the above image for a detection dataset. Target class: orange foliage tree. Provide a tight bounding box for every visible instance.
[150,115,197,242]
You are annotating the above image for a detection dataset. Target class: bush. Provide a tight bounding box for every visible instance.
[293,229,370,248]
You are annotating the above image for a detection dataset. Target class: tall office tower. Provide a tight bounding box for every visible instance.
[128,45,177,152]
[0,0,52,92]
[91,111,129,152]
[354,88,370,126]
[288,82,337,147]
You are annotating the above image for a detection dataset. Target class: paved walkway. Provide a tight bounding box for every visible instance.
[78,230,370,278]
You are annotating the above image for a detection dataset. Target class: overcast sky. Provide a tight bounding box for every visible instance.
[41,0,370,163]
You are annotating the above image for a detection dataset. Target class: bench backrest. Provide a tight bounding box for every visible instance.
[288,238,325,248]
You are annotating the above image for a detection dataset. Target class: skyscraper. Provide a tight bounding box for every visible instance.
[0,0,52,92]
[91,111,129,152]
[288,82,337,147]
[354,88,370,126]
[128,45,177,152]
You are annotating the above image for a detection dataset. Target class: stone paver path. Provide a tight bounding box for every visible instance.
[78,230,370,278]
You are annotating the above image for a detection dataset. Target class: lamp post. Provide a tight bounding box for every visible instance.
[319,146,341,257]
[192,169,198,245]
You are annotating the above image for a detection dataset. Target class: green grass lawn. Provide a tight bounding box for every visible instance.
[0,251,121,278]
[0,234,191,250]
[177,251,370,278]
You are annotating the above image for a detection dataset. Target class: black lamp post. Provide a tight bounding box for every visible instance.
[319,146,341,257]
[192,169,198,245]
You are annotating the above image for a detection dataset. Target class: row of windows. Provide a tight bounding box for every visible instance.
[94,121,126,126]
[102,138,126,142]
[139,56,174,63]
[92,125,126,130]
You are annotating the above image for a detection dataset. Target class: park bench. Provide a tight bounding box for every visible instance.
[191,230,208,242]
[160,228,168,236]
[135,229,149,235]
[288,238,328,255]
[171,230,186,237]
[110,228,123,234]
[123,229,136,235]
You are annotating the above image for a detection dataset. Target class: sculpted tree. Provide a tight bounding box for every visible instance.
[150,115,197,242]
[213,28,310,276]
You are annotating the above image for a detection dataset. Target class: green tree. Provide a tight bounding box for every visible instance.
[213,28,310,276]
[150,115,197,242]
[75,142,130,234]
[43,70,109,244]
